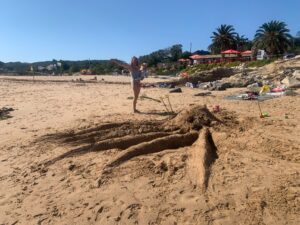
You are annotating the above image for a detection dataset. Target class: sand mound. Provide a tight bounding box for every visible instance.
[43,105,222,166]
[188,128,218,191]
[98,128,218,189]
[105,132,199,169]
[164,105,221,132]
[37,105,240,191]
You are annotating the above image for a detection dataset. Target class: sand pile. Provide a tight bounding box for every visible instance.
[163,105,220,132]
[188,128,218,191]
[43,105,220,159]
[40,105,225,188]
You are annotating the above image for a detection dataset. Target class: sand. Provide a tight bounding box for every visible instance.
[0,75,299,225]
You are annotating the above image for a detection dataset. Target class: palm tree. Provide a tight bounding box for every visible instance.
[208,24,237,54]
[235,34,252,51]
[253,20,292,56]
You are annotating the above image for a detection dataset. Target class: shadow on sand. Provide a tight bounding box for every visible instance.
[139,111,176,116]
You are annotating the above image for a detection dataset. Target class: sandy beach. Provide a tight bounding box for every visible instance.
[0,75,299,225]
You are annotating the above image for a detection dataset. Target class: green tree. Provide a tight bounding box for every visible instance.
[295,31,300,47]
[208,24,237,54]
[181,51,192,59]
[59,60,70,72]
[139,44,184,66]
[290,31,300,54]
[193,50,210,55]
[253,20,292,56]
[235,34,252,51]
[69,65,80,74]
[169,44,183,61]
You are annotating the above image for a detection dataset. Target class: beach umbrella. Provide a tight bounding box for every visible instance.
[221,49,240,54]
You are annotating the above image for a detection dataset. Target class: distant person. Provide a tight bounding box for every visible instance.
[140,63,148,79]
[121,69,130,76]
[111,57,146,113]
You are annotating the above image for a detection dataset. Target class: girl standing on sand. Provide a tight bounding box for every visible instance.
[111,57,145,113]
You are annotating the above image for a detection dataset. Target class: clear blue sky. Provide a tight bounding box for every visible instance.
[0,0,299,63]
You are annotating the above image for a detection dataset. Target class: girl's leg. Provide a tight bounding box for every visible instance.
[133,81,141,113]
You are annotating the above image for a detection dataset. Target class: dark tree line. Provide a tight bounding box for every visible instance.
[0,60,121,75]
[139,44,183,66]
[138,44,210,66]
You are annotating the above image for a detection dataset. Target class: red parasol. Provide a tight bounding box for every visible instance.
[221,49,240,54]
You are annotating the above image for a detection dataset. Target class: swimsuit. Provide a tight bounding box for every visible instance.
[131,69,142,82]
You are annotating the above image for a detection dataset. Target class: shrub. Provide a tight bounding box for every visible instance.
[245,59,274,68]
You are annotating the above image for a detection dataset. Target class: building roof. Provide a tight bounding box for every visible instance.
[241,50,252,56]
[198,54,222,59]
[190,54,202,60]
[178,58,191,62]
[192,54,240,59]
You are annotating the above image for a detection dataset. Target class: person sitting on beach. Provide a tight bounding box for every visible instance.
[111,57,145,113]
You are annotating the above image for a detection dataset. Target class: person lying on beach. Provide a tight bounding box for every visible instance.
[111,57,146,113]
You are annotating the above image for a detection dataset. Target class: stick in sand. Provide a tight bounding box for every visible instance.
[166,95,174,113]
[160,97,170,113]
[140,95,161,103]
[257,100,263,118]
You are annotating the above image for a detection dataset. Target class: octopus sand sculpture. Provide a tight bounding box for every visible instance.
[43,105,229,191]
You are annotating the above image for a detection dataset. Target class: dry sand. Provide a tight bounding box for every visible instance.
[0,75,299,225]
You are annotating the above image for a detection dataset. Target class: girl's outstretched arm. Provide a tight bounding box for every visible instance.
[111,59,131,71]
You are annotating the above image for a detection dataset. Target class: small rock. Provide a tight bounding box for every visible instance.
[169,88,182,93]
[11,220,18,225]
[68,164,76,171]
[159,161,168,172]
[41,168,48,174]
[114,216,121,222]
[260,201,267,209]
[181,154,188,162]
[194,92,211,97]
